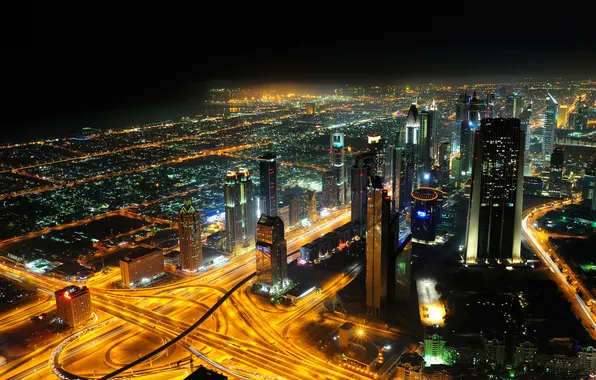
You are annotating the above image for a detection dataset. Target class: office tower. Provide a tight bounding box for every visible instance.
[351,154,370,235]
[321,170,337,209]
[558,105,569,129]
[504,91,522,118]
[301,190,317,221]
[438,139,451,187]
[285,194,300,227]
[119,249,165,287]
[455,93,471,122]
[580,176,596,211]
[224,169,256,255]
[259,152,278,217]
[542,93,559,158]
[366,177,397,318]
[395,234,412,301]
[278,205,290,230]
[486,92,497,118]
[367,134,386,178]
[469,92,480,128]
[418,110,433,173]
[429,100,439,164]
[465,118,525,264]
[178,197,203,270]
[330,133,346,206]
[459,120,473,178]
[392,147,406,213]
[305,102,316,115]
[518,104,533,176]
[256,215,287,290]
[451,156,461,181]
[410,188,443,243]
[570,100,589,131]
[405,104,419,146]
[55,285,92,327]
[548,147,566,198]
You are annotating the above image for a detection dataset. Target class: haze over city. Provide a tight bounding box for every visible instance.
[1,25,596,380]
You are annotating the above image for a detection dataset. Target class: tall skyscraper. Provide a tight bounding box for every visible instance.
[55,285,92,327]
[456,93,471,123]
[429,100,439,165]
[518,103,533,176]
[322,170,337,209]
[330,133,346,206]
[367,135,386,178]
[504,91,523,118]
[459,120,474,178]
[468,92,480,128]
[410,187,443,243]
[405,104,420,146]
[418,110,433,173]
[255,215,287,290]
[366,177,399,318]
[465,118,525,264]
[542,93,559,159]
[285,194,300,227]
[351,154,370,235]
[301,190,317,221]
[259,152,278,217]
[395,235,412,301]
[224,169,256,255]
[558,105,569,129]
[178,197,203,270]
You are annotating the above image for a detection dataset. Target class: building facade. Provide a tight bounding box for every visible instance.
[255,215,287,291]
[120,249,165,287]
[331,133,346,206]
[224,168,256,255]
[259,152,278,217]
[465,118,525,264]
[542,93,559,159]
[54,285,92,327]
[178,197,203,271]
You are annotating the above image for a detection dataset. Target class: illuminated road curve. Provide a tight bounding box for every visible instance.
[522,198,596,340]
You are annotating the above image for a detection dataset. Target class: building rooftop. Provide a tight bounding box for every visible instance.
[55,285,89,299]
[122,247,160,262]
[340,322,354,331]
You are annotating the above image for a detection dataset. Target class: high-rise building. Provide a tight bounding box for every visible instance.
[456,93,471,123]
[278,205,290,230]
[542,93,559,159]
[395,235,412,301]
[580,176,596,211]
[330,133,346,206]
[224,169,256,254]
[255,215,287,290]
[429,100,439,165]
[410,187,443,243]
[486,92,497,118]
[178,198,203,270]
[438,139,451,187]
[405,104,420,146]
[418,110,434,173]
[518,104,533,176]
[285,194,300,228]
[466,118,525,264]
[459,120,474,178]
[468,92,480,128]
[259,152,278,217]
[367,134,386,179]
[322,170,337,209]
[120,249,165,287]
[570,100,589,130]
[504,91,522,118]
[55,285,92,327]
[301,190,317,221]
[351,154,371,235]
[366,177,398,318]
[558,105,569,129]
[305,102,316,115]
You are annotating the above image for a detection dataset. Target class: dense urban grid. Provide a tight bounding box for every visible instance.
[0,80,596,380]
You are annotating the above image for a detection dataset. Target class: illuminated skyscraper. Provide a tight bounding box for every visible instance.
[259,152,278,217]
[504,91,523,118]
[178,197,203,270]
[256,214,287,290]
[558,105,569,129]
[351,154,371,235]
[367,134,386,178]
[224,169,256,254]
[366,177,398,318]
[459,120,474,178]
[410,187,443,243]
[405,104,419,147]
[518,103,533,176]
[305,102,316,115]
[469,92,480,128]
[285,194,300,227]
[542,93,559,158]
[322,170,337,209]
[330,133,346,206]
[55,285,92,327]
[465,118,525,264]
[301,190,317,221]
[418,106,437,172]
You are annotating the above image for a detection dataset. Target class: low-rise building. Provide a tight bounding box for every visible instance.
[120,249,164,287]
[54,285,92,328]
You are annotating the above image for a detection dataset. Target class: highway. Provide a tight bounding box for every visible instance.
[522,197,596,340]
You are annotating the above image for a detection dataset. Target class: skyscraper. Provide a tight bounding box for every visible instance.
[55,285,92,327]
[301,190,317,221]
[351,154,370,235]
[224,169,256,255]
[455,93,471,123]
[405,104,420,147]
[330,133,346,206]
[255,214,287,291]
[366,177,397,318]
[429,101,439,165]
[367,134,386,178]
[558,105,569,129]
[468,92,480,128]
[418,110,433,173]
[285,194,300,227]
[518,103,533,176]
[542,93,559,159]
[259,152,278,217]
[410,187,443,243]
[504,91,523,118]
[395,235,412,301]
[178,197,203,270]
[459,120,474,178]
[322,170,337,209]
[465,118,525,264]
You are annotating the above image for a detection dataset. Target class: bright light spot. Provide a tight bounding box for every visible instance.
[424,173,430,180]
[427,305,444,324]
[506,266,514,271]
[357,329,364,336]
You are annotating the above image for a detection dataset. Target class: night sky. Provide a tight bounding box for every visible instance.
[4,20,595,143]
